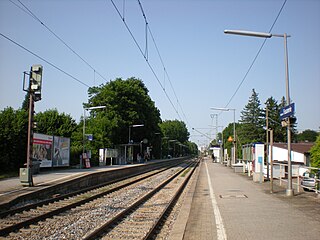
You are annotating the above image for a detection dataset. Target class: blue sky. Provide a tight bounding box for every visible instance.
[1,0,319,147]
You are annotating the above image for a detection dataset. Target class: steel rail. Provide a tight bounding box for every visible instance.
[144,160,199,239]
[0,160,182,218]
[0,160,186,237]
[83,159,197,240]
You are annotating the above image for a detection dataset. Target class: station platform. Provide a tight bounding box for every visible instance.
[0,163,139,206]
[1,158,319,239]
[171,157,320,240]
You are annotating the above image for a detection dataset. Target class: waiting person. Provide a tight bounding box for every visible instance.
[137,153,141,163]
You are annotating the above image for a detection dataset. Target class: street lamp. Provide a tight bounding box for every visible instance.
[82,105,106,168]
[224,29,293,197]
[211,107,236,166]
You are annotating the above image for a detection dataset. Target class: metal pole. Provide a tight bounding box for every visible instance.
[233,109,236,165]
[82,109,86,169]
[221,129,224,164]
[215,115,218,142]
[284,33,293,197]
[266,107,270,180]
[26,90,34,186]
[270,129,274,193]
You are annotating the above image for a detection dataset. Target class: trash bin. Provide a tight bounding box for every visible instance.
[24,159,41,174]
[31,160,41,174]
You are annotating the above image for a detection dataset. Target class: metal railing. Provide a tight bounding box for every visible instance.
[225,159,320,195]
[272,163,319,194]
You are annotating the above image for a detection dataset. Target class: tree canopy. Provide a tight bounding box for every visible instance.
[159,119,191,157]
[296,129,318,143]
[310,134,320,168]
[0,107,28,171]
[85,77,162,147]
[239,89,264,143]
[264,97,286,142]
[159,120,190,144]
[35,109,77,138]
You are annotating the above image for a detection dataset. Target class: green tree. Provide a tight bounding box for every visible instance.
[222,123,235,158]
[0,107,28,172]
[22,93,30,111]
[239,89,264,143]
[310,135,320,168]
[222,122,242,159]
[264,97,286,142]
[35,109,77,137]
[186,141,198,156]
[296,129,318,143]
[160,120,189,143]
[85,77,162,161]
[159,120,190,157]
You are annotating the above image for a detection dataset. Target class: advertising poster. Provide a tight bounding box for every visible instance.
[53,136,70,167]
[33,133,53,168]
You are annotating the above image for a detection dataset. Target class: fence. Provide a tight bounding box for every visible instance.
[272,163,320,194]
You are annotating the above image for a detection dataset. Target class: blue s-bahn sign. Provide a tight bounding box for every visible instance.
[280,103,295,120]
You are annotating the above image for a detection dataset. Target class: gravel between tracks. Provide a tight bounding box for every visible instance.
[6,165,186,240]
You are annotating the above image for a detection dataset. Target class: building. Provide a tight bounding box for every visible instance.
[271,142,314,166]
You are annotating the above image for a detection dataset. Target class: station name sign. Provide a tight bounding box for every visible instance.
[280,103,295,120]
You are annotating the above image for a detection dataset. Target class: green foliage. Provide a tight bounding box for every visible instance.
[221,92,301,160]
[0,107,28,172]
[35,109,77,137]
[21,93,30,111]
[85,77,162,162]
[239,89,264,143]
[86,77,162,146]
[310,135,320,168]
[159,120,190,157]
[264,97,286,142]
[1,77,196,172]
[186,141,198,156]
[160,120,189,143]
[222,122,241,158]
[296,129,318,143]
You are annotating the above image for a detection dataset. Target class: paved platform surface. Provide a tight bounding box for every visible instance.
[172,158,320,240]
[0,164,136,205]
[1,158,319,239]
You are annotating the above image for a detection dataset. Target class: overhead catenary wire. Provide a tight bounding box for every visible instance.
[110,0,183,121]
[148,16,190,126]
[224,0,288,109]
[11,0,108,84]
[0,32,90,88]
[136,0,191,127]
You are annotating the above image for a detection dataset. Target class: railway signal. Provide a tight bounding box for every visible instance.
[20,64,44,187]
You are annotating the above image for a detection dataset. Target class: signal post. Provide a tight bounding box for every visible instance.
[20,65,43,186]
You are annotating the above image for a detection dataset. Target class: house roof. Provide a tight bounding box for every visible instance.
[273,142,314,154]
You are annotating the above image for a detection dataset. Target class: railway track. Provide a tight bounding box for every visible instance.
[0,158,197,239]
[0,159,186,238]
[88,160,198,240]
[0,160,184,217]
